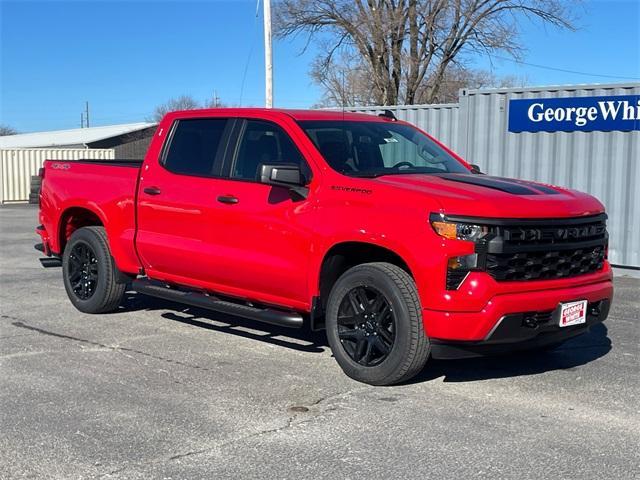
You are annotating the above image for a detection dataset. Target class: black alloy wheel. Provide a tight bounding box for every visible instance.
[67,241,99,300]
[337,285,396,366]
[62,226,126,313]
[325,262,430,385]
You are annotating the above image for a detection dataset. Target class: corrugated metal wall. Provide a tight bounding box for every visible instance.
[0,149,115,203]
[348,103,460,150]
[458,83,640,268]
[350,83,640,267]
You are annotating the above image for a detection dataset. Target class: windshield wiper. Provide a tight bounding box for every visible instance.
[346,172,387,178]
[347,170,442,178]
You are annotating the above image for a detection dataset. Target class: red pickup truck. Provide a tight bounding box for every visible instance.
[36,108,613,385]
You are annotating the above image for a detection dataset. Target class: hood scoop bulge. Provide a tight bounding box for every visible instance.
[436,173,560,195]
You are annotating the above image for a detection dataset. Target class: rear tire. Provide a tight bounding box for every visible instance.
[325,262,430,386]
[62,226,126,313]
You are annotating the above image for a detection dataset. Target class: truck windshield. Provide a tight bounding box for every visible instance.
[298,120,469,177]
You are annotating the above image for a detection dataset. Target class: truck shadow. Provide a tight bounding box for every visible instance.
[407,323,612,384]
[119,292,328,354]
[120,292,612,383]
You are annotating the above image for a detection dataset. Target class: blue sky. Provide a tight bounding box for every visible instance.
[1,0,639,133]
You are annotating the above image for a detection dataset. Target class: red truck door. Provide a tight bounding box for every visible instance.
[136,117,235,287]
[136,117,315,310]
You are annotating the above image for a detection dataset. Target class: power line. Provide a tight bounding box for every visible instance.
[492,54,640,81]
[239,0,261,106]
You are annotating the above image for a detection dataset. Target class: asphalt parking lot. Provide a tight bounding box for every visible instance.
[1,204,638,479]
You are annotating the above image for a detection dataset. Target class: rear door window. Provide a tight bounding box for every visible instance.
[163,118,230,176]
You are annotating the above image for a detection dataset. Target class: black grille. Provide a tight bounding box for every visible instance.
[492,217,607,247]
[480,214,608,282]
[486,246,606,281]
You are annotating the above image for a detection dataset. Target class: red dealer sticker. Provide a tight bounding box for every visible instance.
[559,300,588,327]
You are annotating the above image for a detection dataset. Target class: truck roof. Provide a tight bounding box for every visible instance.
[167,108,392,122]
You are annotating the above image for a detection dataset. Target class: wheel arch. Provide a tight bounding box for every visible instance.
[57,205,106,254]
[315,241,415,315]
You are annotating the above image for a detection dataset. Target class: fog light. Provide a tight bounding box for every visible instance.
[448,254,478,270]
[446,254,478,290]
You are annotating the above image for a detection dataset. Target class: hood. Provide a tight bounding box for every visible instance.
[374,173,604,218]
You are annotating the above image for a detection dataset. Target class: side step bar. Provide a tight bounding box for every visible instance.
[40,257,62,268]
[36,244,62,268]
[131,278,304,329]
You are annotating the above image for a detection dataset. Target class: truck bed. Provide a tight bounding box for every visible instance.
[39,158,142,274]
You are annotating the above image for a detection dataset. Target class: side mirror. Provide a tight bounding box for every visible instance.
[470,164,483,174]
[259,164,304,187]
[259,163,309,200]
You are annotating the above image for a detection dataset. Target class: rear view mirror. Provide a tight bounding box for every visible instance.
[259,164,304,187]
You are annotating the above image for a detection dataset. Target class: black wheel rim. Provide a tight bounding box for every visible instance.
[67,242,99,300]
[336,285,396,367]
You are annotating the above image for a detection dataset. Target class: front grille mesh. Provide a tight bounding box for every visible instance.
[486,246,606,281]
[483,215,607,282]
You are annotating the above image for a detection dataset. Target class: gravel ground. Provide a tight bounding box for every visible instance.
[1,204,638,479]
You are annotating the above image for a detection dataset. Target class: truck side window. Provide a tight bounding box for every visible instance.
[232,120,310,182]
[163,118,228,176]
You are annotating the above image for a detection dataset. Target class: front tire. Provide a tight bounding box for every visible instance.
[326,262,430,385]
[62,226,126,313]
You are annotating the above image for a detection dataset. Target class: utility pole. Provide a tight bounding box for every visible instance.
[263,0,273,108]
[80,112,84,128]
[85,101,90,128]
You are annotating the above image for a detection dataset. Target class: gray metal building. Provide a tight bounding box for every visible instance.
[0,123,157,158]
[0,123,157,203]
[350,82,640,269]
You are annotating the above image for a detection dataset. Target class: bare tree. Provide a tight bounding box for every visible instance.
[150,94,230,122]
[311,52,379,107]
[418,66,528,103]
[0,125,18,136]
[313,58,527,107]
[275,0,576,105]
[150,95,201,122]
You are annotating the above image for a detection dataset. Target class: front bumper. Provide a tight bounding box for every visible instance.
[429,299,610,359]
[423,277,613,345]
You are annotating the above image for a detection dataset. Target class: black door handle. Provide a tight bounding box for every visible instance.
[143,186,161,195]
[217,195,239,204]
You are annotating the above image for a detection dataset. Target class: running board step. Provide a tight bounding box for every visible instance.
[131,279,304,328]
[39,257,62,268]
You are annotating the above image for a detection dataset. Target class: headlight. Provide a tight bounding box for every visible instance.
[429,215,488,242]
[430,214,491,290]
